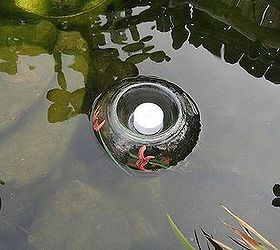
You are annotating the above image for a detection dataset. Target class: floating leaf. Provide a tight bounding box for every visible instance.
[122,42,145,52]
[166,213,195,250]
[0,180,4,185]
[221,204,278,250]
[273,184,280,197]
[126,53,149,64]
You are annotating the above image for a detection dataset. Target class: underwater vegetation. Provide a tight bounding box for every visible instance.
[167,204,279,250]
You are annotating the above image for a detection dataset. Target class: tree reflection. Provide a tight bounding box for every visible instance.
[0,0,280,123]
[112,0,280,84]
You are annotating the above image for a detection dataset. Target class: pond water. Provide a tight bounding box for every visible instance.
[0,0,280,249]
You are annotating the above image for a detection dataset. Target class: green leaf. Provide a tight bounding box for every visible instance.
[166,213,195,250]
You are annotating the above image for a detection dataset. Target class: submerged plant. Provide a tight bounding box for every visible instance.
[167,204,278,250]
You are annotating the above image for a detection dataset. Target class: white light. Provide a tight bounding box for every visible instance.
[133,102,164,135]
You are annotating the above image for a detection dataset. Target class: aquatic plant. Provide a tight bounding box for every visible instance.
[167,204,278,250]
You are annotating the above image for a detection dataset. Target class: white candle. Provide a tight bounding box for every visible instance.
[133,102,164,135]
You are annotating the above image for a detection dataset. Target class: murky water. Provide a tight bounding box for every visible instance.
[0,0,280,249]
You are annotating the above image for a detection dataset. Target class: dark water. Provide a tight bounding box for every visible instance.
[0,0,280,249]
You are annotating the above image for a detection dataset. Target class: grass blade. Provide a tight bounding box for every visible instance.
[201,228,233,250]
[221,204,278,250]
[166,213,195,250]
[221,220,265,250]
[194,229,202,250]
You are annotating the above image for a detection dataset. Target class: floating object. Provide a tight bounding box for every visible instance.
[92,76,201,173]
[133,103,164,135]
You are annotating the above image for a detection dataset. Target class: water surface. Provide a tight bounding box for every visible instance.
[0,0,280,249]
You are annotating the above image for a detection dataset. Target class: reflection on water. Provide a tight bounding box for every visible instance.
[1,0,280,121]
[272,184,280,207]
[0,0,280,249]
